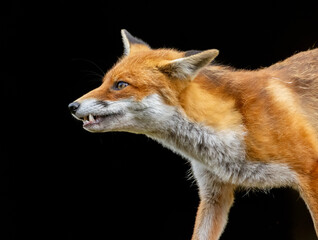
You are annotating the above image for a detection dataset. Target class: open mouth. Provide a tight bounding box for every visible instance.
[81,114,103,127]
[79,113,122,128]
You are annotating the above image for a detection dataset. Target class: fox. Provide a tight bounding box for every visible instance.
[69,29,318,240]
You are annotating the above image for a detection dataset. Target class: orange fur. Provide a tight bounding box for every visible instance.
[77,48,185,104]
[179,80,242,130]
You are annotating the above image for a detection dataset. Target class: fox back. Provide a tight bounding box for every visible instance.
[69,30,318,240]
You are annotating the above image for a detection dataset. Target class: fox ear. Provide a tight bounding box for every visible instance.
[158,49,219,80]
[121,29,150,55]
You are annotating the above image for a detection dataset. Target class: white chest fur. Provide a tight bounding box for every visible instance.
[148,109,296,189]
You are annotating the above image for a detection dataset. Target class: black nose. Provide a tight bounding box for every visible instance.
[68,102,80,114]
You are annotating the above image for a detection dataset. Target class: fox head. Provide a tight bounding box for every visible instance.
[69,29,219,134]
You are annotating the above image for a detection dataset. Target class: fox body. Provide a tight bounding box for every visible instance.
[69,30,318,240]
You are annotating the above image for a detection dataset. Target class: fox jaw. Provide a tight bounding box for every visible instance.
[69,29,219,134]
[70,94,178,134]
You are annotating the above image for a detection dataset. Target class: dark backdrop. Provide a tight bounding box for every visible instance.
[3,1,318,240]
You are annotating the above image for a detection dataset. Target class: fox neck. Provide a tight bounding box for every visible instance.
[146,66,246,175]
[147,109,245,162]
[146,67,295,188]
[147,107,295,188]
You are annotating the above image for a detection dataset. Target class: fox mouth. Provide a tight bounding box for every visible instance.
[79,112,123,128]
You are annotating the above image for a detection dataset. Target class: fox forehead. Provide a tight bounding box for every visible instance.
[106,48,183,79]
[91,48,185,102]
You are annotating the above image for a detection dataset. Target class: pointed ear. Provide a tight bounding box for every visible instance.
[158,49,219,80]
[121,29,150,55]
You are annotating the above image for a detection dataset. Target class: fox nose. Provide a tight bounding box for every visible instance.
[68,102,80,114]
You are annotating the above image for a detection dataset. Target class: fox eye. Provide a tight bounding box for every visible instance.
[113,81,129,90]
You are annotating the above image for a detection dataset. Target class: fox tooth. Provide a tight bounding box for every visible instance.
[89,114,95,122]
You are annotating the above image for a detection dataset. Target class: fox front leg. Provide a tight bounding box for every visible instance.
[191,162,234,240]
[298,171,318,237]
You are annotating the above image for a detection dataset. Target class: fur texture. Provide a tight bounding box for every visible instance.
[69,30,318,239]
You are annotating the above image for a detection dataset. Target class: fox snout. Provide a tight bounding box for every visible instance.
[68,98,119,133]
[68,94,177,134]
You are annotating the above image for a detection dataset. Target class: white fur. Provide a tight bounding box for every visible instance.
[73,94,176,133]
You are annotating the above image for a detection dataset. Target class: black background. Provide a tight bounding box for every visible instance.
[2,1,318,239]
